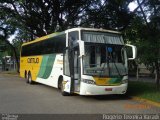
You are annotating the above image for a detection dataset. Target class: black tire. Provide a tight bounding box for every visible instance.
[58,77,62,90]
[28,72,33,84]
[60,79,70,96]
[25,72,29,83]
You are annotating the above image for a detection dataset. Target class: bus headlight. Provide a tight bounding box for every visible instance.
[121,79,128,84]
[82,79,95,85]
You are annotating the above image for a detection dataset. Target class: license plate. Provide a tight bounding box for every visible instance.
[105,88,112,91]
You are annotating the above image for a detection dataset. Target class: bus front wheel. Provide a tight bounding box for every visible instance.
[60,80,70,96]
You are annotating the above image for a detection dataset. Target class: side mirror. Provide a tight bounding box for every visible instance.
[126,44,137,60]
[78,40,85,57]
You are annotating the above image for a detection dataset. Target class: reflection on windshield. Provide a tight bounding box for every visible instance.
[83,43,127,77]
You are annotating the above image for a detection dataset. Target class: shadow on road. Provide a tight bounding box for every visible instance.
[85,95,131,100]
[73,94,132,101]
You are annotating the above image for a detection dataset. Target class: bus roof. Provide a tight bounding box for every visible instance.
[22,27,121,46]
[66,27,121,34]
[22,32,61,46]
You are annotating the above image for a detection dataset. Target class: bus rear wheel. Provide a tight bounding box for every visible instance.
[27,72,33,84]
[25,72,29,83]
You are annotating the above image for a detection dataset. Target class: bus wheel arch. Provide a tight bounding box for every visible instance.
[58,75,70,96]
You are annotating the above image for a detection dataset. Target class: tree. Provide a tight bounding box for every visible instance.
[124,0,160,88]
[0,0,99,72]
[137,0,160,88]
[0,0,136,74]
[2,0,158,76]
[0,11,19,72]
[0,0,138,37]
[0,0,100,38]
[84,0,135,30]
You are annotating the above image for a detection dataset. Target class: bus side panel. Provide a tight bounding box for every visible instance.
[20,54,63,88]
[35,54,63,88]
[20,56,43,80]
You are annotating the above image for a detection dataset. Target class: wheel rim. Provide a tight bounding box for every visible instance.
[61,81,64,92]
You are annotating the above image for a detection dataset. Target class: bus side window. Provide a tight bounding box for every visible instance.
[64,49,70,76]
[21,33,66,56]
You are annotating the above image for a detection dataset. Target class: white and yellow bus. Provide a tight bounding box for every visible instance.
[20,28,137,96]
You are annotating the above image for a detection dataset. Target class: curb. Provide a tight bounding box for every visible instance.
[131,96,160,108]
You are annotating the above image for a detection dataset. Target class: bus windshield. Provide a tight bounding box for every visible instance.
[82,43,127,77]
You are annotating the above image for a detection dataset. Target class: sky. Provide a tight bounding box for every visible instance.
[128,1,138,12]
[8,34,16,43]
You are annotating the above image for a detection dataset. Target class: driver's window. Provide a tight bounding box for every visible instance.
[68,31,79,48]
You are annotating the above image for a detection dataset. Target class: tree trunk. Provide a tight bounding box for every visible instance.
[12,46,19,73]
[2,58,5,71]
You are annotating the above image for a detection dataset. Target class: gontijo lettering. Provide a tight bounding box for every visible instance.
[27,58,39,63]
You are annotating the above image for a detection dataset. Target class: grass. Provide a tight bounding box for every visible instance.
[128,81,160,103]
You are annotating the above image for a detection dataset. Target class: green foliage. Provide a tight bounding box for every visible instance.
[0,0,159,75]
[0,0,99,37]
[0,0,134,38]
[0,44,6,52]
[84,0,134,30]
[0,0,135,73]
[124,15,160,73]
[123,0,160,88]
[12,38,23,57]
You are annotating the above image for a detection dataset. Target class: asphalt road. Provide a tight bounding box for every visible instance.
[0,74,160,115]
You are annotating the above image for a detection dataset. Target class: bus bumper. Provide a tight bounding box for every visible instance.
[79,83,128,95]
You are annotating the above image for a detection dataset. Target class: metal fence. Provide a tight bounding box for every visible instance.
[0,60,17,72]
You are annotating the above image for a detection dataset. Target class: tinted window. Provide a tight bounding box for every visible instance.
[21,33,66,56]
[82,31,124,45]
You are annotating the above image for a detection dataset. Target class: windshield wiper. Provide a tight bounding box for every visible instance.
[112,60,122,77]
[99,57,110,77]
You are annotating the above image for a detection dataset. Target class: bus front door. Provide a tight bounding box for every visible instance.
[63,47,80,94]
